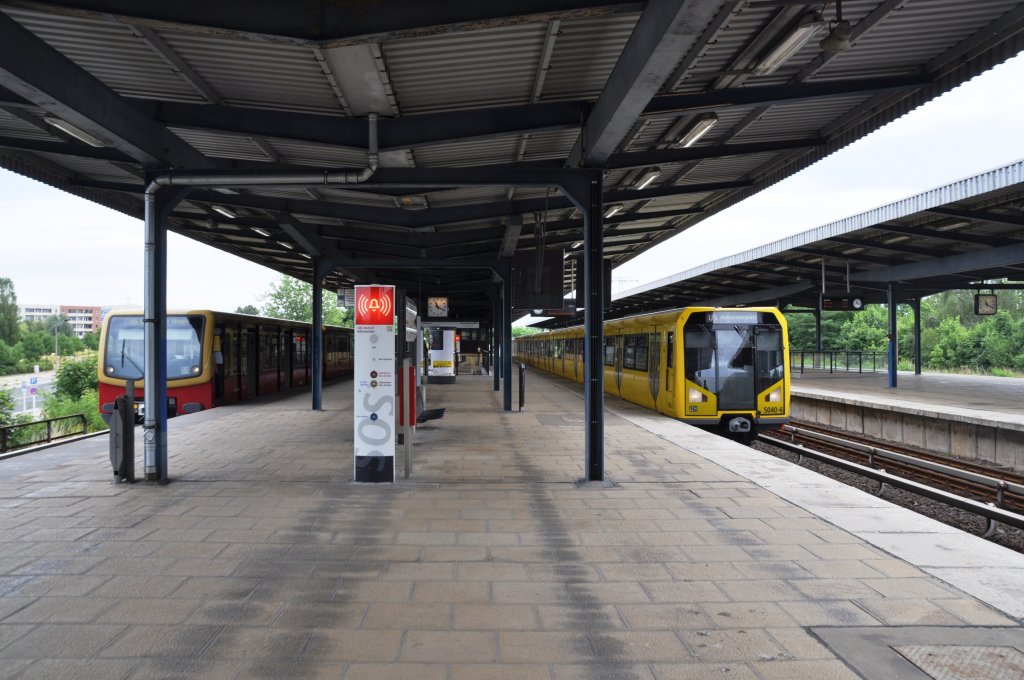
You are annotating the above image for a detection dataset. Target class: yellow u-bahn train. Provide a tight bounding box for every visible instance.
[514,307,790,440]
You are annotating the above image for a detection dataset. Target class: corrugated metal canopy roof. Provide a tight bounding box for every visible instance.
[535,160,1024,328]
[0,0,1022,318]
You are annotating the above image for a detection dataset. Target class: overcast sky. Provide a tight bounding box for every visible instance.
[2,53,1023,312]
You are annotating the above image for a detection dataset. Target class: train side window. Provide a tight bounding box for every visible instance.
[635,334,649,371]
[684,327,714,388]
[623,334,648,371]
[604,337,616,366]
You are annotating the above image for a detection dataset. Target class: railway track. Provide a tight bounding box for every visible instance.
[759,422,1024,536]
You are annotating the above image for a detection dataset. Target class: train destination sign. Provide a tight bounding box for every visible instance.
[819,294,865,312]
[353,285,396,483]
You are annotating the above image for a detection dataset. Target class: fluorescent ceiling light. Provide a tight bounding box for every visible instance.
[842,247,864,255]
[752,14,827,76]
[299,253,311,259]
[211,205,236,219]
[633,168,661,190]
[42,115,106,147]
[604,205,623,219]
[252,227,270,237]
[883,235,910,244]
[397,195,428,209]
[677,114,718,148]
[277,241,294,250]
[934,219,970,231]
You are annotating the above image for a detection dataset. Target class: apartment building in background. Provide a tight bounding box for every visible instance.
[19,304,104,337]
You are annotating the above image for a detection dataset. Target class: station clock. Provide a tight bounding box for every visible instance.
[974,293,998,315]
[427,296,449,317]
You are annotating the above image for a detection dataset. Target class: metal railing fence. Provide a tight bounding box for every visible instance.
[1,414,88,453]
[792,350,889,374]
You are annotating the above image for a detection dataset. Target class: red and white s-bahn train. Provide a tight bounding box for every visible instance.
[98,310,353,419]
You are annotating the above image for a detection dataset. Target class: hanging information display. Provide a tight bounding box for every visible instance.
[353,285,395,483]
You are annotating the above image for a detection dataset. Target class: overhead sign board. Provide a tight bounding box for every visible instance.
[353,285,395,483]
[820,294,865,312]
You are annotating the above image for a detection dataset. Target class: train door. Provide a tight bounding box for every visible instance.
[613,335,623,396]
[213,326,226,404]
[246,329,259,397]
[648,331,661,409]
[282,330,293,388]
[664,329,675,412]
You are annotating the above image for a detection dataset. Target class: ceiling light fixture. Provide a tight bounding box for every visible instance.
[604,205,623,219]
[252,227,270,237]
[934,219,970,231]
[820,0,853,53]
[633,168,661,190]
[211,205,236,219]
[752,13,827,76]
[278,241,294,250]
[883,235,910,244]
[677,114,718,148]
[42,115,106,147]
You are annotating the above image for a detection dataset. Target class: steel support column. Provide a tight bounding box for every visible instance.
[502,275,513,412]
[492,292,500,392]
[887,284,898,389]
[814,309,822,352]
[583,173,604,481]
[311,259,329,411]
[911,297,922,375]
[143,185,188,483]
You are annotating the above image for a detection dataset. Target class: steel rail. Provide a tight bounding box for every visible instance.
[760,434,1024,536]
[779,424,1024,499]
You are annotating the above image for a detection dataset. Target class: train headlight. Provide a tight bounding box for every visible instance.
[192,366,201,374]
[688,387,707,403]
[106,366,114,375]
[766,388,782,403]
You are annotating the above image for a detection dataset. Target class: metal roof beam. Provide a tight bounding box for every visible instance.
[277,213,326,258]
[25,1,638,45]
[0,11,213,168]
[873,223,1016,247]
[567,0,726,166]
[606,138,819,169]
[695,280,814,308]
[825,235,945,257]
[152,100,587,152]
[927,206,1024,229]
[0,136,134,163]
[643,75,931,118]
[852,242,1024,283]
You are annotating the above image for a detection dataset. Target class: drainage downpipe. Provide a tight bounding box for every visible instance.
[141,113,378,478]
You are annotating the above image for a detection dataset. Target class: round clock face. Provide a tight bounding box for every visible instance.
[851,297,864,310]
[428,297,448,316]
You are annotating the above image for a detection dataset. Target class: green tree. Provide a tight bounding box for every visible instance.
[235,304,260,315]
[56,334,83,356]
[53,356,98,401]
[0,341,20,374]
[44,314,73,336]
[836,305,889,352]
[0,386,15,426]
[928,317,975,369]
[512,326,542,337]
[19,332,49,362]
[0,278,18,345]
[260,276,350,327]
[80,332,99,351]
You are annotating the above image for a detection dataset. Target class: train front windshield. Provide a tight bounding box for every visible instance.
[103,315,205,380]
[685,311,784,410]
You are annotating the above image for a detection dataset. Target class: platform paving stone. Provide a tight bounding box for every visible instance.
[0,371,1020,678]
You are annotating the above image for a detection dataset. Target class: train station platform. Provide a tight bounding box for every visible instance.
[1,372,1023,679]
[791,371,1024,471]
